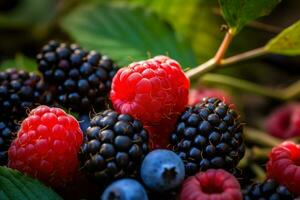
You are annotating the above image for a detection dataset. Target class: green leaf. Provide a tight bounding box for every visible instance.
[61,4,197,68]
[128,0,221,63]
[265,20,300,55]
[0,54,37,72]
[0,167,62,200]
[219,0,281,33]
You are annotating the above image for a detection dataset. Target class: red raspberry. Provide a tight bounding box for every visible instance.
[266,103,300,139]
[110,56,189,126]
[267,141,300,196]
[180,169,242,200]
[189,88,231,106]
[8,105,83,187]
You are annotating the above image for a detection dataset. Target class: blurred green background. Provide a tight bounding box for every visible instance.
[0,0,299,125]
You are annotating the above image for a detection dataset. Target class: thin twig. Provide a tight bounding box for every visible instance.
[221,47,267,66]
[214,29,234,64]
[185,59,216,81]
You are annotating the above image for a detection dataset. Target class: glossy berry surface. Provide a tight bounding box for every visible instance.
[37,40,117,114]
[141,149,185,191]
[171,97,245,176]
[180,169,242,200]
[0,68,48,165]
[102,179,148,200]
[0,120,18,165]
[8,105,83,187]
[266,103,300,139]
[110,55,189,125]
[267,141,300,196]
[243,179,294,200]
[79,110,149,183]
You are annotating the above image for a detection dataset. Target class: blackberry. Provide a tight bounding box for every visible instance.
[79,110,149,183]
[243,179,294,200]
[37,40,117,114]
[0,68,48,119]
[0,120,18,165]
[170,97,245,176]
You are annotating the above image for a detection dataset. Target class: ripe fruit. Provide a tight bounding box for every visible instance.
[0,120,18,165]
[141,149,185,191]
[110,55,189,125]
[0,69,48,118]
[8,105,83,187]
[79,110,149,183]
[267,141,300,196]
[266,103,300,139]
[170,97,245,176]
[180,169,242,200]
[0,68,49,165]
[37,40,117,114]
[189,88,231,106]
[102,179,148,200]
[243,179,294,200]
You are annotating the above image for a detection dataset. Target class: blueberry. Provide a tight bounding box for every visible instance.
[102,179,148,200]
[141,149,185,191]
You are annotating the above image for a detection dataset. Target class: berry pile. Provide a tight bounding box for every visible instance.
[0,68,48,165]
[1,45,299,200]
[171,97,245,175]
[37,40,117,114]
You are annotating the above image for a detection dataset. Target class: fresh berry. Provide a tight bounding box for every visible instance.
[267,141,300,196]
[79,114,91,134]
[266,103,300,139]
[189,88,231,106]
[79,110,149,183]
[243,179,294,200]
[141,149,185,191]
[37,40,117,114]
[170,97,245,176]
[0,68,48,119]
[110,55,189,125]
[8,105,83,187]
[0,120,18,165]
[180,169,242,200]
[102,179,148,200]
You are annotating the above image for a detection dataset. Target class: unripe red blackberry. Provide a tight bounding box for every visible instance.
[79,110,149,183]
[37,40,117,114]
[170,97,245,176]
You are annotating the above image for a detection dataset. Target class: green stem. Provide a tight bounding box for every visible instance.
[221,47,267,66]
[185,59,216,81]
[243,127,282,147]
[251,147,272,160]
[201,73,286,100]
[282,80,300,100]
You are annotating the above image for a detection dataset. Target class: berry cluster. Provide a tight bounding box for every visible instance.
[37,40,117,114]
[1,46,299,200]
[0,68,48,165]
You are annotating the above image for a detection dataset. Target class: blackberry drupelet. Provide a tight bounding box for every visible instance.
[36,40,117,114]
[0,120,18,165]
[243,179,294,200]
[0,68,47,119]
[170,97,245,176]
[79,110,149,183]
